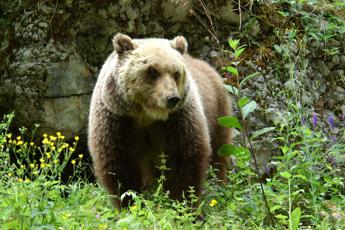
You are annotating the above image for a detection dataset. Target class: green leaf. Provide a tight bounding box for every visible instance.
[217,144,236,156]
[270,205,282,212]
[239,72,260,88]
[293,174,308,181]
[234,146,250,158]
[235,47,245,58]
[238,97,250,108]
[217,145,250,159]
[275,214,288,219]
[242,101,257,119]
[291,207,301,230]
[217,116,242,130]
[224,66,238,76]
[224,84,239,96]
[251,127,276,140]
[228,39,240,50]
[280,171,292,179]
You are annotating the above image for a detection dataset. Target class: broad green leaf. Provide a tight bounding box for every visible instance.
[228,39,240,50]
[291,207,301,230]
[217,144,236,156]
[280,171,292,179]
[238,97,250,108]
[235,47,245,58]
[239,72,260,87]
[234,146,250,158]
[217,116,243,130]
[270,205,282,212]
[251,127,276,140]
[242,101,257,119]
[224,66,238,76]
[224,84,239,96]
[275,214,288,219]
[281,146,289,154]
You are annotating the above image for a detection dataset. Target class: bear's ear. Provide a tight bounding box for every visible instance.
[170,36,188,54]
[112,33,135,55]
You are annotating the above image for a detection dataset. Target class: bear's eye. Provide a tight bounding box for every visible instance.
[173,72,180,81]
[147,66,160,79]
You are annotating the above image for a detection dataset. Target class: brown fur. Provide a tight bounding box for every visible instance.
[88,33,231,209]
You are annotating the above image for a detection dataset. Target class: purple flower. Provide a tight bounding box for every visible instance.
[301,117,306,126]
[328,115,335,130]
[312,113,318,128]
[330,135,337,143]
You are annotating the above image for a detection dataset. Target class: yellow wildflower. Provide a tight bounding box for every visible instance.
[46,164,51,168]
[43,133,48,138]
[16,136,21,140]
[74,136,79,141]
[18,178,23,183]
[99,224,108,230]
[8,140,12,144]
[78,154,83,159]
[41,163,45,168]
[42,138,49,144]
[47,154,51,159]
[71,159,76,165]
[40,158,44,163]
[56,132,61,137]
[60,135,65,139]
[53,159,59,164]
[50,135,57,141]
[25,178,31,183]
[69,147,75,152]
[30,142,34,146]
[17,140,24,145]
[49,142,54,146]
[209,199,218,207]
[8,173,12,177]
[51,146,56,151]
[29,163,35,168]
[6,133,12,138]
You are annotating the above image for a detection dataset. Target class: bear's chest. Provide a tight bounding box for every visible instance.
[130,123,166,187]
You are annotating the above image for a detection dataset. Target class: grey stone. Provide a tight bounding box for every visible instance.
[163,1,188,22]
[340,55,345,64]
[315,60,331,76]
[327,38,341,48]
[42,95,91,137]
[45,55,95,97]
[333,69,344,78]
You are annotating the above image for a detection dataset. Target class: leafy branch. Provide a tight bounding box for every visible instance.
[218,39,275,226]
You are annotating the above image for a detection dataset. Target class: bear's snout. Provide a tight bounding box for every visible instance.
[166,96,180,109]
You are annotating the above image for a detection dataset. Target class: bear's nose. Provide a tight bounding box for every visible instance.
[167,96,180,108]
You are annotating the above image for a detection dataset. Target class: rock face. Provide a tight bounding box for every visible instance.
[0,0,242,138]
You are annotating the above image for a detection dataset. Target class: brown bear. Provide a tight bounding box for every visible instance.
[88,33,231,210]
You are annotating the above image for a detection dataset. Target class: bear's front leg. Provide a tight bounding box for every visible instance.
[89,109,142,210]
[164,105,212,204]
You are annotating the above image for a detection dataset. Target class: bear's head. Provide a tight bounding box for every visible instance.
[110,33,189,124]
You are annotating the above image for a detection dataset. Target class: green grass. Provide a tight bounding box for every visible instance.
[0,111,344,229]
